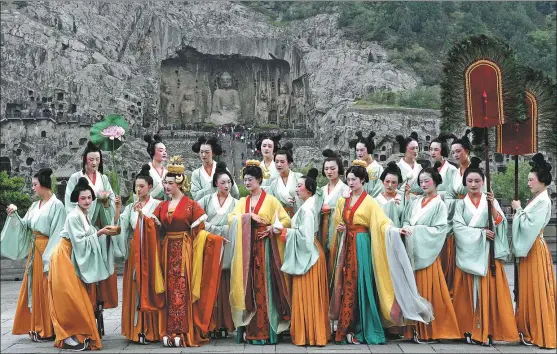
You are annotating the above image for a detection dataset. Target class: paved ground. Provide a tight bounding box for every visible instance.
[1,264,555,353]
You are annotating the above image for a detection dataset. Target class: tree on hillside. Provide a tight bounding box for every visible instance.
[491,160,531,204]
[0,171,32,226]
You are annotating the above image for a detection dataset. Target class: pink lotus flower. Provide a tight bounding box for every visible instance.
[97,191,112,201]
[101,126,125,140]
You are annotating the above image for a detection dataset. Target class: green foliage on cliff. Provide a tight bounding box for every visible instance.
[0,171,32,227]
[491,160,532,204]
[244,2,556,85]
[355,86,441,109]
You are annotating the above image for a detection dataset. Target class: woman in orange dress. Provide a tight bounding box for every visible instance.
[401,164,460,343]
[452,157,519,346]
[511,153,556,349]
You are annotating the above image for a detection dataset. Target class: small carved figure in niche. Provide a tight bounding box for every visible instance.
[291,82,306,126]
[160,82,177,126]
[210,71,241,125]
[277,81,291,123]
[179,88,196,125]
[256,87,270,125]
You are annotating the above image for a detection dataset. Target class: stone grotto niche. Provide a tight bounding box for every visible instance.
[158,47,297,128]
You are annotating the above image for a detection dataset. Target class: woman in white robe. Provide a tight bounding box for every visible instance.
[318,149,350,256]
[395,132,423,195]
[265,142,303,218]
[255,134,281,188]
[348,131,383,197]
[190,136,239,201]
[375,161,408,228]
[143,133,168,200]
[197,162,238,338]
[428,133,457,200]
[1,168,65,342]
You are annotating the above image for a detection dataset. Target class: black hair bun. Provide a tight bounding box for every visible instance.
[433,161,443,169]
[410,131,418,140]
[322,149,337,158]
[216,161,228,171]
[144,134,153,144]
[469,156,482,169]
[76,177,89,188]
[282,142,294,151]
[86,141,98,150]
[386,161,398,169]
[355,131,364,139]
[368,131,376,139]
[395,135,405,145]
[139,164,151,176]
[307,168,319,180]
[437,132,451,143]
[530,153,552,171]
[37,168,53,177]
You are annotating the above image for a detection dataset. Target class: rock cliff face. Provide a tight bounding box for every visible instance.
[1,1,417,127]
[1,1,421,189]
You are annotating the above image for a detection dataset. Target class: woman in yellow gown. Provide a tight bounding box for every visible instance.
[228,160,292,345]
[329,160,433,345]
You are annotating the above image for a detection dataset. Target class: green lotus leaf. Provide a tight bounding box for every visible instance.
[90,114,129,151]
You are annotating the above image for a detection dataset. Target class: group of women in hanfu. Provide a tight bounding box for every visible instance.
[1,129,555,350]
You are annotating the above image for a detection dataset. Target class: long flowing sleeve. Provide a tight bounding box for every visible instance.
[453,202,489,276]
[281,207,319,275]
[367,197,433,325]
[65,213,114,283]
[113,204,133,263]
[42,201,67,272]
[190,170,212,201]
[492,199,510,261]
[403,200,448,270]
[512,197,551,257]
[95,174,116,227]
[0,208,33,260]
[64,173,79,215]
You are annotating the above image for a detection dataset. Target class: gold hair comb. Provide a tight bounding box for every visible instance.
[351,159,368,169]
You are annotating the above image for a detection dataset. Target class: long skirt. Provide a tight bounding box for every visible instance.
[121,239,160,343]
[158,235,208,347]
[403,257,460,341]
[440,234,456,297]
[290,240,329,346]
[453,256,519,344]
[12,235,54,339]
[516,237,556,349]
[210,270,234,333]
[333,228,385,344]
[48,238,102,350]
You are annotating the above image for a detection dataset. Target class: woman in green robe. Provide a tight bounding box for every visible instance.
[511,153,556,349]
[280,168,329,346]
[64,141,119,316]
[49,177,119,351]
[1,168,66,342]
[190,136,239,201]
[452,158,518,346]
[401,164,460,343]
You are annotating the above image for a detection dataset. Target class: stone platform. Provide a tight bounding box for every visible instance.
[1,265,556,353]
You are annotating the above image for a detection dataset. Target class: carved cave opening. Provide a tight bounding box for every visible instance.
[157,47,309,129]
